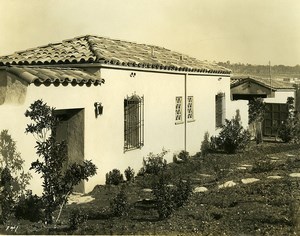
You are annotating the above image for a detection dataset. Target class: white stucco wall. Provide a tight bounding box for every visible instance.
[227,99,249,128]
[186,75,231,153]
[0,72,104,195]
[264,90,295,104]
[0,68,231,194]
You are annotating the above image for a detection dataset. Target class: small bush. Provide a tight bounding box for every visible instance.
[278,97,300,143]
[152,175,175,219]
[68,208,88,230]
[173,154,178,163]
[178,150,189,162]
[214,118,250,154]
[110,188,128,217]
[152,174,193,219]
[209,136,219,152]
[173,178,193,207]
[201,132,211,157]
[15,190,44,222]
[124,167,135,182]
[141,149,168,175]
[278,117,300,143]
[105,169,124,185]
[278,119,294,143]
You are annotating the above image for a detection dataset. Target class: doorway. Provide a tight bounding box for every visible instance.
[54,108,85,193]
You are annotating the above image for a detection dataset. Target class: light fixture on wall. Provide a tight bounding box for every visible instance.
[94,102,103,118]
[218,77,222,81]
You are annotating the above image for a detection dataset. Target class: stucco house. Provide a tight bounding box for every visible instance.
[231,75,297,137]
[0,35,232,194]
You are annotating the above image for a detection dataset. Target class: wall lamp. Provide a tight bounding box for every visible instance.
[94,102,103,118]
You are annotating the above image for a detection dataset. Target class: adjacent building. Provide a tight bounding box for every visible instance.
[231,75,296,137]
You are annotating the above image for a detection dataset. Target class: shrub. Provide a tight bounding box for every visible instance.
[110,188,128,217]
[141,149,168,175]
[68,208,88,230]
[152,174,175,219]
[200,132,211,157]
[178,150,189,162]
[209,136,219,152]
[106,169,124,185]
[124,167,135,182]
[173,154,178,163]
[278,119,295,143]
[173,178,193,207]
[278,97,300,143]
[15,190,44,222]
[214,117,251,154]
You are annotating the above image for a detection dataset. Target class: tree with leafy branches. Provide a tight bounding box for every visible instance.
[25,100,97,224]
[0,130,32,223]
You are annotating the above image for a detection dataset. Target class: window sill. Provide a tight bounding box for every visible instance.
[124,145,144,153]
[187,119,196,123]
[175,121,184,125]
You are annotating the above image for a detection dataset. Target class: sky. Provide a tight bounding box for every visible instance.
[0,0,299,66]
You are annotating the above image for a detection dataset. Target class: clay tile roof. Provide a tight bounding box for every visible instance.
[0,35,230,74]
[231,75,295,90]
[6,66,104,86]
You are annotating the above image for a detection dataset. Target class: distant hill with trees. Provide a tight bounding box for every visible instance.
[217,61,300,79]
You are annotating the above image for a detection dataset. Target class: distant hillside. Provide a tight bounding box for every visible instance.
[217,62,300,79]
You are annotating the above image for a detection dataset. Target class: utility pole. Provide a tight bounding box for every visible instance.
[269,61,272,95]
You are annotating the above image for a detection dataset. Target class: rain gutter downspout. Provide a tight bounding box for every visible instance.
[184,73,188,152]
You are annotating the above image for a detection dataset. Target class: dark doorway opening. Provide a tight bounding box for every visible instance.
[54,108,85,193]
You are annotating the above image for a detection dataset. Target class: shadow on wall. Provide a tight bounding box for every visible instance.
[0,71,27,105]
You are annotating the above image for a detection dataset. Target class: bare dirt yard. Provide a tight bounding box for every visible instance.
[1,141,300,235]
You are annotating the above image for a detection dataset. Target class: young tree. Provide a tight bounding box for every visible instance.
[25,100,97,224]
[0,130,32,222]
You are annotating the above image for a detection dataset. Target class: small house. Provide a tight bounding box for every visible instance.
[0,35,232,194]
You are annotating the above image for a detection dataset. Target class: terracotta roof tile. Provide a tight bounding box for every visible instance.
[6,66,104,86]
[0,35,230,74]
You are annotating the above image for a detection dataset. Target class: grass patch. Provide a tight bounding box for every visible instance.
[1,142,300,235]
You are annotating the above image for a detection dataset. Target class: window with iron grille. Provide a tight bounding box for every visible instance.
[215,92,226,128]
[187,96,194,121]
[124,95,144,152]
[175,96,183,123]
